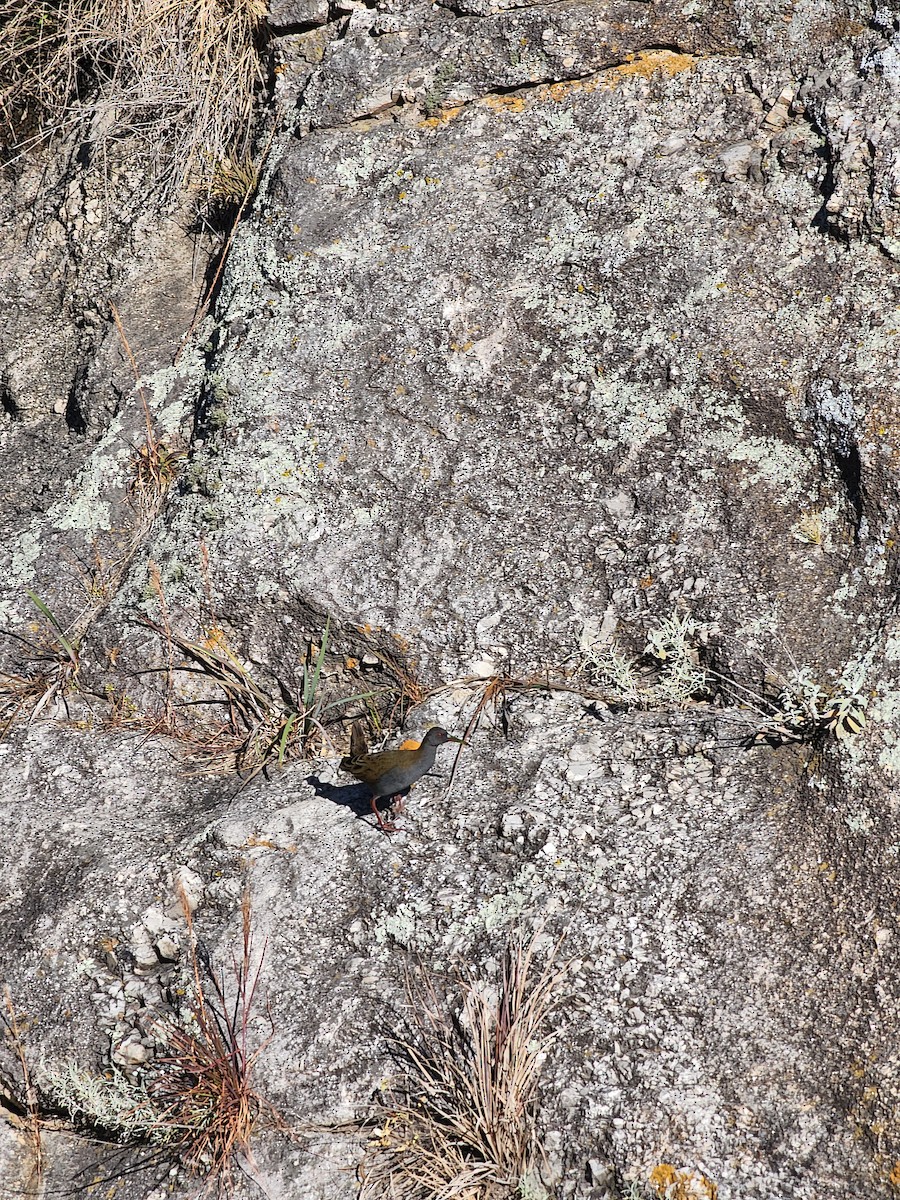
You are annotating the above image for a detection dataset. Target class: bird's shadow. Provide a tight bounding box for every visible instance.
[305,768,448,826]
[305,775,395,822]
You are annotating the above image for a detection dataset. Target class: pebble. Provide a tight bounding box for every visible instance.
[659,131,689,156]
[172,866,204,914]
[129,928,159,971]
[143,906,178,937]
[720,140,757,181]
[468,658,497,678]
[113,1034,152,1067]
[566,761,593,782]
[501,813,524,839]
[155,935,180,961]
[587,1159,613,1186]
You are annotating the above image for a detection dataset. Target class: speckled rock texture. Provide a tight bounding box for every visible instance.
[3,0,900,1197]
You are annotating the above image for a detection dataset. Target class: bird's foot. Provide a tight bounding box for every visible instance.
[372,798,397,834]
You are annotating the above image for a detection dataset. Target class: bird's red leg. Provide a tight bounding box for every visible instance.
[371,796,396,833]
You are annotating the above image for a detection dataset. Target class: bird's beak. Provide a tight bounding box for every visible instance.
[447,735,467,744]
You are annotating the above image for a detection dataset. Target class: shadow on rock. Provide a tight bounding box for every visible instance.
[305,774,393,824]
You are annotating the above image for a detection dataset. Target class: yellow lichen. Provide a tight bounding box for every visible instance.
[794,511,825,545]
[418,105,464,128]
[481,94,526,113]
[648,1163,718,1200]
[605,49,699,87]
[541,77,597,103]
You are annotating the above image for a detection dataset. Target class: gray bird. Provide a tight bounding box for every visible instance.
[340,724,464,832]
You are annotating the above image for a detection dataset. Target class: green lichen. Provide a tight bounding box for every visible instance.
[11,530,41,574]
[373,900,433,947]
[56,465,118,533]
[726,436,813,498]
[50,419,131,535]
[423,60,458,118]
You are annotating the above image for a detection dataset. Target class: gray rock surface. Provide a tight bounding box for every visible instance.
[3,0,900,1197]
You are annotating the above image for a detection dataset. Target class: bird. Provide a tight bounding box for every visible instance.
[340,724,464,832]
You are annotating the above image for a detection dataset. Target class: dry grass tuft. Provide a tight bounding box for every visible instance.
[112,303,185,510]
[136,618,322,776]
[0,666,64,735]
[1,987,43,1191]
[0,591,81,732]
[133,615,393,779]
[0,0,268,198]
[208,151,260,206]
[144,885,273,1186]
[360,935,566,1200]
[45,888,278,1192]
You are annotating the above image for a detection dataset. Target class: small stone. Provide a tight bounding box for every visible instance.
[129,926,159,970]
[143,906,177,937]
[569,742,593,760]
[171,867,204,915]
[659,132,689,156]
[762,85,795,130]
[155,935,179,961]
[501,812,524,839]
[539,1131,564,1186]
[468,658,497,678]
[587,1159,612,1186]
[601,490,635,518]
[113,1034,152,1067]
[720,141,756,182]
[566,761,592,782]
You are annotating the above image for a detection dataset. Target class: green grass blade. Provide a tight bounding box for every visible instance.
[277,712,300,764]
[26,591,62,633]
[319,687,391,715]
[302,618,330,713]
[26,591,78,659]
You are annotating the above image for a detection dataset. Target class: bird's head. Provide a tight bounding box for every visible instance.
[423,726,466,746]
